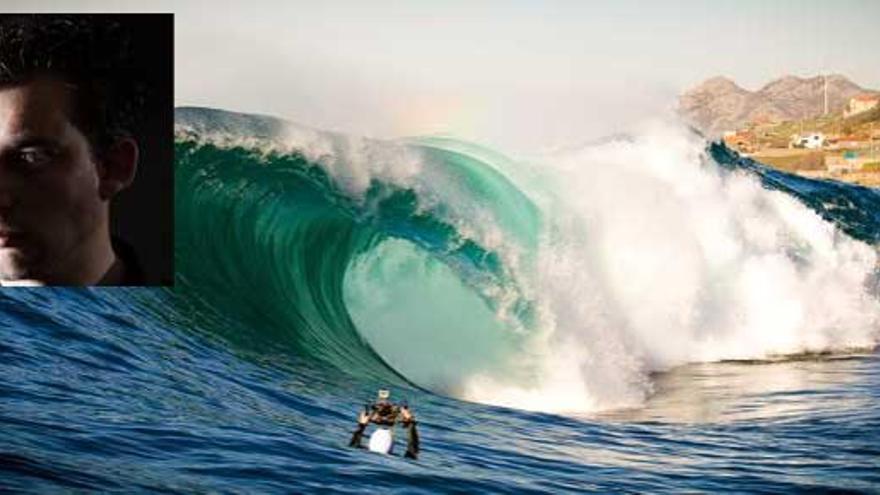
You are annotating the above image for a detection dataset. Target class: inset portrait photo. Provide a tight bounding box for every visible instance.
[0,14,173,286]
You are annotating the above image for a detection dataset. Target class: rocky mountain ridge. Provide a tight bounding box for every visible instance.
[678,74,878,137]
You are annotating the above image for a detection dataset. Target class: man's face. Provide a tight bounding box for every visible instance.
[0,79,106,281]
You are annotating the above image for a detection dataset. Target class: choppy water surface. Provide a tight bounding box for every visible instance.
[2,294,877,492]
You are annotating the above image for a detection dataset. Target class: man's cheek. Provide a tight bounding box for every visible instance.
[43,164,101,206]
[66,184,104,237]
[27,182,91,239]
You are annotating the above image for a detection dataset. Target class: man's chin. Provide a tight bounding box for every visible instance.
[0,249,43,283]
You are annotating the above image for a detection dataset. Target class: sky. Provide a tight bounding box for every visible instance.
[7,0,880,152]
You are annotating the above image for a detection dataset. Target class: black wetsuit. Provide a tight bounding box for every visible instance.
[370,401,398,426]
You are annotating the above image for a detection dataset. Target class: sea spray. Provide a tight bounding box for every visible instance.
[462,120,879,412]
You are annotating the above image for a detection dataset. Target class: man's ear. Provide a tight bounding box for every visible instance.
[98,138,138,200]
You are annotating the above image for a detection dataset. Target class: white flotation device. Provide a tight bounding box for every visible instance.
[368,427,394,454]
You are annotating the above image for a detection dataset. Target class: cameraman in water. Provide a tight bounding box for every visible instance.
[349,389,419,459]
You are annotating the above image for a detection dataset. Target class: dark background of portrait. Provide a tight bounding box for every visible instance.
[107,14,174,286]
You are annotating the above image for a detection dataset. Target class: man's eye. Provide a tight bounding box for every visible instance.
[17,149,54,168]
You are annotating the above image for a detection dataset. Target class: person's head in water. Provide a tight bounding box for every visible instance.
[0,15,142,285]
[377,389,390,402]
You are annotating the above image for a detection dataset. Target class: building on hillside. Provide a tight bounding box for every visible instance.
[826,150,875,174]
[790,132,825,150]
[844,94,879,117]
[723,130,755,153]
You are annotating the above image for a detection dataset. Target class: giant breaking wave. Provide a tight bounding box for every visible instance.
[174,107,880,413]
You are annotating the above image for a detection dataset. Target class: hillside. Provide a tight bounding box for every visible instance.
[678,74,877,137]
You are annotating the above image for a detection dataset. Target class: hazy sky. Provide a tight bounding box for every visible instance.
[8,0,880,151]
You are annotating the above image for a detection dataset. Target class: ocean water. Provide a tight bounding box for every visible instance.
[2,108,878,493]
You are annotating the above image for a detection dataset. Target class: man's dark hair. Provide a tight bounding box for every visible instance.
[0,14,145,156]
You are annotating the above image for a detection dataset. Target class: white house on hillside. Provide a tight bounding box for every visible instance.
[844,94,879,117]
[790,133,825,149]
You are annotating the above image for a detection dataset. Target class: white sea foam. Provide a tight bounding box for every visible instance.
[461,119,879,413]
